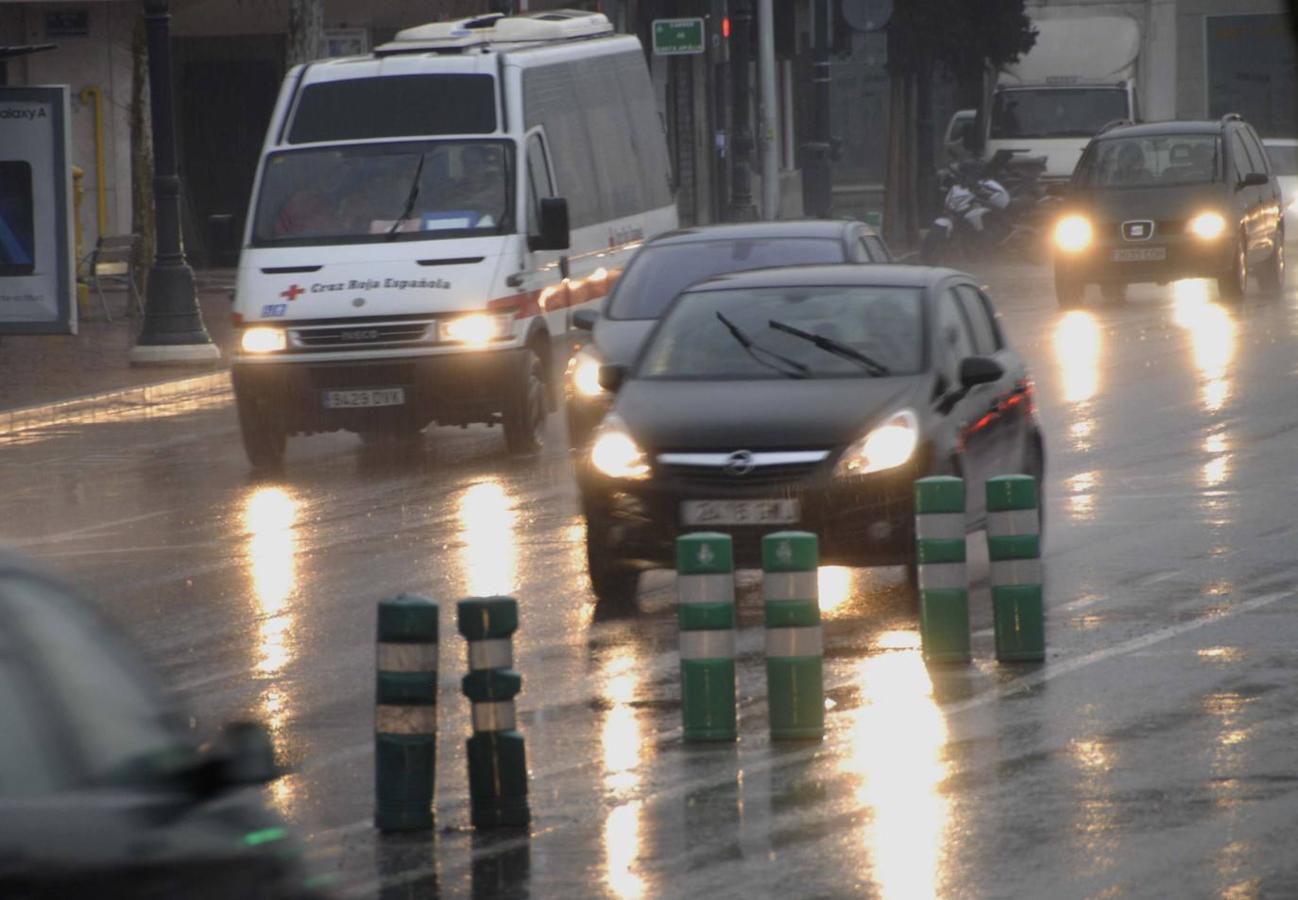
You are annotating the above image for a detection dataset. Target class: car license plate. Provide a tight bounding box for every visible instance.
[321,387,406,409]
[680,499,800,526]
[1112,247,1166,262]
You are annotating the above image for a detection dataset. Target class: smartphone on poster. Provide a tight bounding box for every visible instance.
[0,160,36,277]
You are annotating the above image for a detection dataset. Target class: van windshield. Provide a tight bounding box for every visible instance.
[991,88,1130,139]
[251,140,513,246]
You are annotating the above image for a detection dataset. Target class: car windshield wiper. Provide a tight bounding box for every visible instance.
[386,153,427,240]
[767,318,890,376]
[715,311,808,379]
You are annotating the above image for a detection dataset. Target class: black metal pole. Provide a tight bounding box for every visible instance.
[802,0,833,218]
[727,0,758,221]
[132,0,216,364]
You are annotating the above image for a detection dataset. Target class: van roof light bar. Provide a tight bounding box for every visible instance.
[376,10,613,56]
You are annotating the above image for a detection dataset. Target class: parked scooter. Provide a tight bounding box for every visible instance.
[921,149,1056,265]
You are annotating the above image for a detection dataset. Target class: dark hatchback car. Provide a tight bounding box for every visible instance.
[1053,116,1285,307]
[0,555,321,899]
[578,265,1044,607]
[564,220,891,448]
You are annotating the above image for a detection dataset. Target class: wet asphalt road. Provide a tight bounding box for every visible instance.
[5,263,1298,898]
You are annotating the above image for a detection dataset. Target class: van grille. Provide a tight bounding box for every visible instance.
[288,320,435,351]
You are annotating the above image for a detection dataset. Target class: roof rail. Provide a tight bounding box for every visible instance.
[1220,112,1243,127]
[1098,118,1132,134]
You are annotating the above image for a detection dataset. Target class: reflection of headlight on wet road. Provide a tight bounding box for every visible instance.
[1054,215,1093,253]
[443,313,513,345]
[589,415,650,480]
[241,326,286,354]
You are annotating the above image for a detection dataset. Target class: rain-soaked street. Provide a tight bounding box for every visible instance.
[5,263,1298,898]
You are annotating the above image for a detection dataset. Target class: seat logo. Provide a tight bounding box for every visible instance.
[724,450,756,476]
[1122,220,1154,241]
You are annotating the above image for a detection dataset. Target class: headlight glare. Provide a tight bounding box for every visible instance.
[589,415,650,480]
[240,326,286,354]
[835,409,920,478]
[1054,215,1093,253]
[570,346,606,398]
[1188,211,1226,240]
[444,313,512,345]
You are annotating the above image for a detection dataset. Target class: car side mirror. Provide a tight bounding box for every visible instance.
[216,721,279,786]
[959,356,1004,389]
[529,197,570,251]
[1238,172,1269,189]
[572,308,598,331]
[598,364,627,394]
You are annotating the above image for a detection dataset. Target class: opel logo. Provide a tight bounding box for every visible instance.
[724,450,756,476]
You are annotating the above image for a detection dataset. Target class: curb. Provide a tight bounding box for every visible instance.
[0,371,233,443]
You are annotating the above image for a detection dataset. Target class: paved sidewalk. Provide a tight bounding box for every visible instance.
[0,270,235,414]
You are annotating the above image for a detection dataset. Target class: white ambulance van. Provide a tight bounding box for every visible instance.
[231,11,677,467]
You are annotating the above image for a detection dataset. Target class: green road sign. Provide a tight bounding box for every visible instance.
[653,18,705,56]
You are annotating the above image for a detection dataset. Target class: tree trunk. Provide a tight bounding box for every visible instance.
[884,69,919,249]
[286,0,325,68]
[130,12,155,295]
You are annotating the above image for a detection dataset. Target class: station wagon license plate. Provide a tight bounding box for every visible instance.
[681,499,800,527]
[321,387,406,409]
[1112,247,1166,262]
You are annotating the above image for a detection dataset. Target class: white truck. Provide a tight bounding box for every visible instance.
[980,13,1142,189]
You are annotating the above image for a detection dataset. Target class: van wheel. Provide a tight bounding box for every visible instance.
[1100,283,1127,305]
[504,350,547,455]
[1218,236,1248,301]
[1055,267,1084,309]
[1259,233,1285,297]
[586,513,639,610]
[236,394,286,470]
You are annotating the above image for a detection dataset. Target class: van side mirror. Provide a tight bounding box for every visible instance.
[530,197,570,251]
[959,356,1004,389]
[572,308,598,331]
[598,364,627,393]
[1238,172,1269,189]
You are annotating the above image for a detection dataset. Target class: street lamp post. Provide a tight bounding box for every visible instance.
[727,0,758,222]
[802,0,833,219]
[130,0,219,366]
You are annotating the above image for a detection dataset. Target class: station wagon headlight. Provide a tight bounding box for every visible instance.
[569,346,606,398]
[1053,215,1093,253]
[443,313,513,345]
[1188,211,1226,240]
[240,326,286,354]
[589,414,650,480]
[835,409,919,478]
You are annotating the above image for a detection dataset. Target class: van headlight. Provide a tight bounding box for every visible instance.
[1187,211,1226,240]
[240,326,287,354]
[568,346,606,398]
[443,313,513,345]
[589,414,650,480]
[834,409,919,478]
[1054,215,1093,253]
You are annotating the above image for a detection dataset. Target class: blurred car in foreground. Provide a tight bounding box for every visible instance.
[563,220,892,449]
[0,554,321,899]
[578,265,1044,607]
[1262,137,1298,239]
[1053,116,1285,307]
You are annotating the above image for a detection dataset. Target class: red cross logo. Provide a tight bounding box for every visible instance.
[280,284,305,301]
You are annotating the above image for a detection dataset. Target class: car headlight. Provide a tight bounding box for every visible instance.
[834,409,919,478]
[589,414,650,480]
[1187,212,1226,240]
[443,313,513,345]
[1053,215,1093,253]
[240,326,286,354]
[569,345,606,398]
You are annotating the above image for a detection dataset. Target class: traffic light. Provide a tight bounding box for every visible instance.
[708,0,729,65]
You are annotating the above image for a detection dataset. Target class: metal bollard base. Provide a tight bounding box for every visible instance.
[374,735,436,832]
[993,585,1045,662]
[681,658,737,742]
[766,656,825,740]
[920,588,971,664]
[467,731,530,829]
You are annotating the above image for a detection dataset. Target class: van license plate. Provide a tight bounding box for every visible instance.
[681,499,800,526]
[1112,247,1166,262]
[321,388,406,409]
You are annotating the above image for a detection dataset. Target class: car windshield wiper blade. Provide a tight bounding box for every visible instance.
[386,153,427,240]
[715,311,808,379]
[767,318,890,376]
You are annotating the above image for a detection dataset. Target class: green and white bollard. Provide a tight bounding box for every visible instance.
[914,476,970,664]
[761,531,824,741]
[458,596,530,829]
[676,533,737,742]
[374,594,439,832]
[987,475,1045,662]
